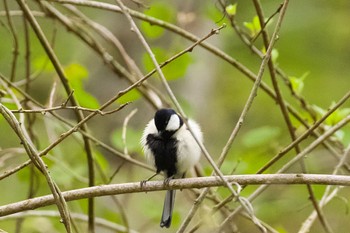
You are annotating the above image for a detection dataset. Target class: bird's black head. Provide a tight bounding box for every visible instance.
[154,109,183,137]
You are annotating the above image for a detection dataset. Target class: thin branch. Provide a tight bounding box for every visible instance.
[252,1,332,232]
[122,109,138,155]
[185,1,290,232]
[1,174,350,217]
[3,0,19,82]
[16,1,96,231]
[0,73,152,181]
[256,91,350,174]
[0,103,72,232]
[299,144,350,233]
[218,113,350,228]
[11,105,128,115]
[0,210,139,233]
[40,1,162,109]
[49,0,333,149]
[115,0,266,231]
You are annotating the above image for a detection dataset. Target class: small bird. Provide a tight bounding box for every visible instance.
[141,108,203,228]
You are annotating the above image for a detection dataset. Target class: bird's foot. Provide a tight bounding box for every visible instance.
[140,173,158,190]
[163,175,174,187]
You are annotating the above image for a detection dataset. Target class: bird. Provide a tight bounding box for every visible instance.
[141,108,203,228]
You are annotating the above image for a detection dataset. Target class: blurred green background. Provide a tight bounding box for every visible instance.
[0,0,350,232]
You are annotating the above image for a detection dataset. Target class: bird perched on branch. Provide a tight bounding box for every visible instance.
[141,108,202,228]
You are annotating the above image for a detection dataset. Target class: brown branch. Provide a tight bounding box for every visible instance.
[219,113,350,229]
[0,174,350,217]
[16,1,96,231]
[0,103,72,232]
[3,0,19,82]
[252,1,332,232]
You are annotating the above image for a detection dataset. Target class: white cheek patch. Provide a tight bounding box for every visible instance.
[166,114,181,131]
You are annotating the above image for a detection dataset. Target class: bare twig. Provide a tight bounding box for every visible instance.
[252,1,332,232]
[11,105,127,115]
[3,0,19,82]
[0,73,151,182]
[218,113,350,228]
[298,144,350,233]
[114,0,266,231]
[16,1,95,231]
[0,103,72,232]
[122,109,138,155]
[50,0,331,146]
[0,210,139,233]
[256,91,350,174]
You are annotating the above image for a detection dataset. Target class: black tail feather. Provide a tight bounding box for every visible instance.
[160,189,176,228]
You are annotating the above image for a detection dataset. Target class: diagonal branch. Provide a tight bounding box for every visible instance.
[251,1,332,232]
[0,103,72,232]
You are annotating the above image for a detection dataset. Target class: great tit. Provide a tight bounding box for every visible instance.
[141,108,202,228]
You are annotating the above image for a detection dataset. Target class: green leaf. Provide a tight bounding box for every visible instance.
[241,126,281,148]
[312,104,350,126]
[289,72,309,95]
[75,91,100,109]
[32,55,55,72]
[117,88,141,104]
[225,4,237,16]
[142,48,192,80]
[141,3,175,39]
[312,105,326,119]
[271,48,279,64]
[64,63,99,109]
[244,15,274,37]
[261,47,279,64]
[94,150,110,173]
[244,16,261,36]
[65,63,88,88]
[326,104,350,125]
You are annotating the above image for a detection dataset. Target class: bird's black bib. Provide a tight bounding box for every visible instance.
[146,134,178,178]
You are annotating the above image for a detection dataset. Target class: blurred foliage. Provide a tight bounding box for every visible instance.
[65,63,100,109]
[142,47,193,81]
[0,0,350,232]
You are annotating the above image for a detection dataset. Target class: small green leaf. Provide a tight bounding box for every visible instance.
[326,104,350,125]
[244,16,261,36]
[32,55,55,72]
[64,63,100,109]
[141,3,175,39]
[75,91,100,109]
[261,47,279,64]
[225,4,237,16]
[271,48,279,64]
[312,105,326,118]
[289,72,309,95]
[244,15,274,37]
[65,63,88,88]
[94,150,110,172]
[117,88,141,104]
[142,48,192,80]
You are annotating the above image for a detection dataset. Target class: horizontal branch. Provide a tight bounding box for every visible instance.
[0,174,349,217]
[0,210,138,233]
